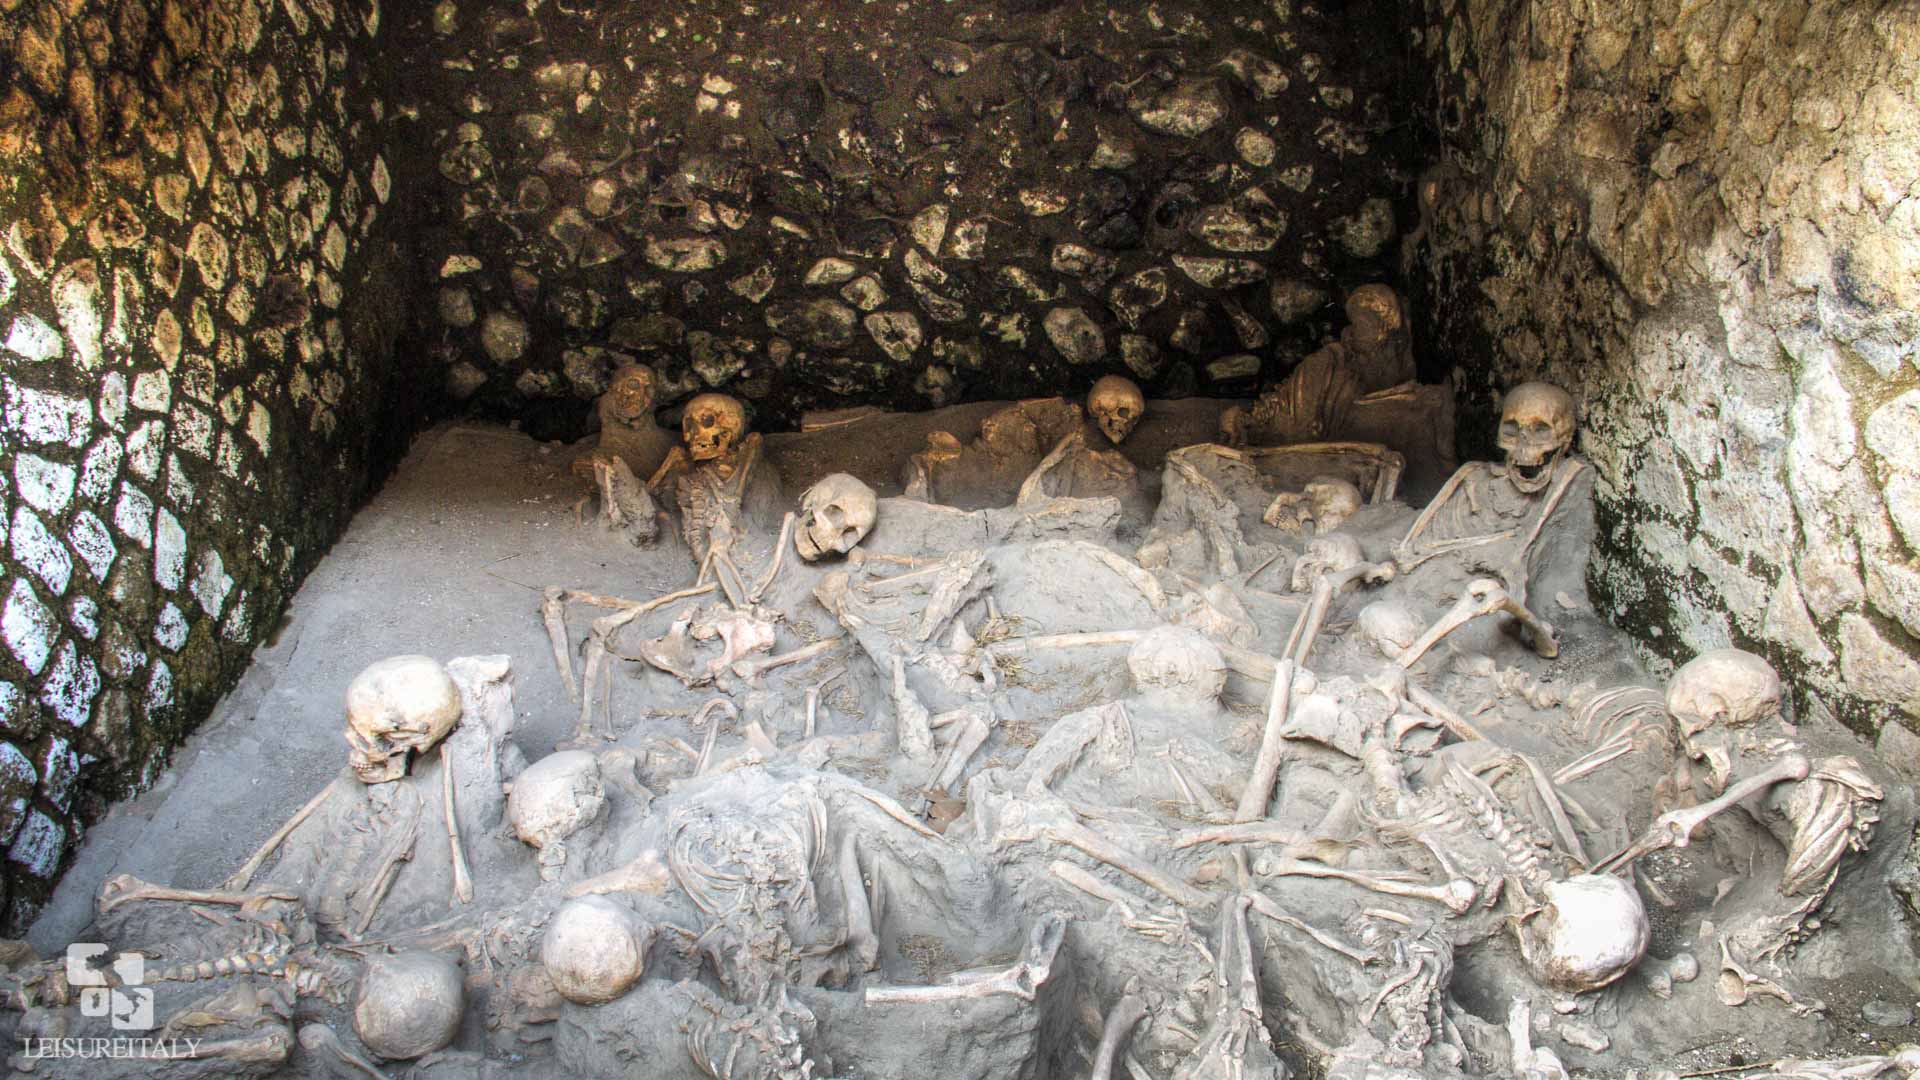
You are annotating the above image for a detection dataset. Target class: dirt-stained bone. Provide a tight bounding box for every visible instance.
[542,896,653,1004]
[1088,375,1146,445]
[352,950,466,1061]
[344,656,463,785]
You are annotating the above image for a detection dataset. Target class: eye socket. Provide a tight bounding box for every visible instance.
[1499,421,1519,439]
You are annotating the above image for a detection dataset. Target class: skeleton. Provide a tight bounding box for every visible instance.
[223,657,520,940]
[1396,381,1590,635]
[793,473,877,562]
[1594,650,1884,1008]
[902,396,1084,507]
[572,361,677,488]
[648,393,786,608]
[1221,284,1417,449]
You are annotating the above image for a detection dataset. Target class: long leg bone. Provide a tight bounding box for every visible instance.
[224,775,345,891]
[1050,861,1186,941]
[542,588,579,701]
[891,655,937,765]
[1173,821,1305,850]
[929,705,993,793]
[1234,658,1298,823]
[838,834,880,973]
[804,668,843,739]
[100,875,298,916]
[866,914,1065,1005]
[567,850,671,898]
[732,636,842,682]
[567,583,719,741]
[1245,889,1375,964]
[1047,821,1208,908]
[1285,561,1397,665]
[1091,995,1150,1080]
[1254,856,1477,915]
[1594,754,1811,874]
[299,1023,388,1080]
[1397,578,1558,668]
[170,1027,295,1064]
[441,748,473,905]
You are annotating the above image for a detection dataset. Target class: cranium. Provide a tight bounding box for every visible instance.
[681,393,747,461]
[1088,374,1146,445]
[343,656,463,784]
[542,895,653,1005]
[795,473,877,562]
[1356,600,1421,659]
[1126,626,1227,710]
[1290,533,1364,592]
[352,950,466,1061]
[1341,284,1403,349]
[1496,382,1576,495]
[507,750,608,879]
[1665,648,1783,792]
[1265,476,1363,535]
[1515,874,1650,993]
[605,362,658,424]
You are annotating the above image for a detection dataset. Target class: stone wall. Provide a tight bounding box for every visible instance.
[0,0,415,928]
[402,0,1425,434]
[1410,0,1920,747]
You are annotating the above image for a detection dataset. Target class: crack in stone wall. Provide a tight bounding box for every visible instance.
[1409,0,1920,758]
[0,0,414,929]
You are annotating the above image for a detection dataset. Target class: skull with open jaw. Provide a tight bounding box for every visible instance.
[1496,382,1575,495]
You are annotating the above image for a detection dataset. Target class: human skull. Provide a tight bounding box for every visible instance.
[1268,476,1364,535]
[681,393,747,461]
[1515,874,1651,993]
[542,896,652,1005]
[1088,375,1146,445]
[1290,533,1364,592]
[605,362,658,424]
[1127,626,1227,709]
[1356,600,1421,659]
[1496,382,1576,495]
[795,473,877,562]
[1342,284,1403,349]
[507,750,608,879]
[1665,648,1782,792]
[352,950,466,1060]
[344,656,463,785]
